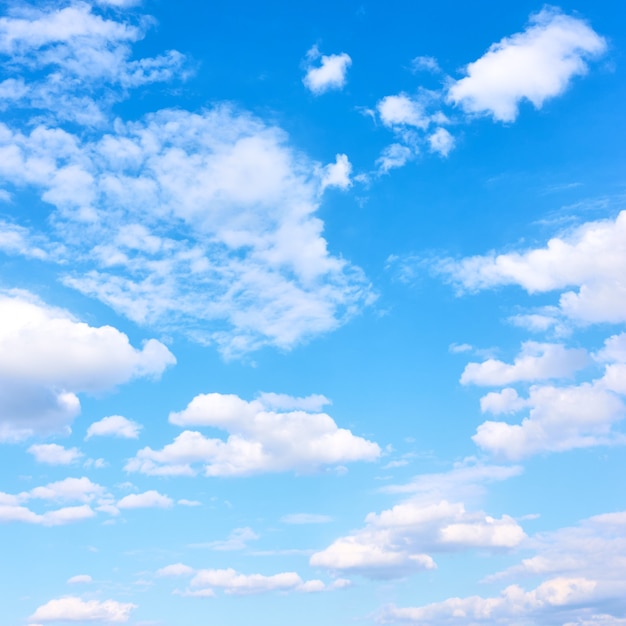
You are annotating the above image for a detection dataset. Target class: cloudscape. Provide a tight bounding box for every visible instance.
[1,1,625,625]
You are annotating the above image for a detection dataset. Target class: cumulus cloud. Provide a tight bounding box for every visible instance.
[30,596,136,623]
[427,127,455,157]
[320,153,352,192]
[303,46,351,94]
[28,443,83,465]
[381,511,626,625]
[117,490,173,509]
[376,143,414,174]
[448,8,606,122]
[474,381,625,460]
[377,94,429,129]
[85,415,142,439]
[437,211,626,327]
[0,291,174,441]
[461,342,589,386]
[67,574,92,584]
[311,499,525,578]
[126,391,380,477]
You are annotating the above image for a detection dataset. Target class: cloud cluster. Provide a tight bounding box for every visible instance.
[30,596,136,623]
[311,461,525,578]
[157,563,345,596]
[126,391,380,476]
[0,291,174,441]
[380,510,626,625]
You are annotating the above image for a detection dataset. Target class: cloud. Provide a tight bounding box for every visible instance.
[473,380,625,460]
[0,502,95,526]
[427,127,455,157]
[320,153,352,192]
[281,513,332,524]
[117,490,173,509]
[85,415,142,439]
[0,106,373,357]
[377,94,429,129]
[0,1,188,125]
[67,574,92,584]
[376,144,414,174]
[436,211,626,327]
[0,291,174,441]
[126,391,380,477]
[28,443,83,465]
[303,46,351,94]
[202,527,259,551]
[381,510,626,625]
[460,342,589,386]
[27,477,106,503]
[411,56,441,73]
[30,597,136,623]
[447,8,606,122]
[156,563,195,577]
[311,499,525,579]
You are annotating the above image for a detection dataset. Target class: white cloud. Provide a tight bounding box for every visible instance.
[376,143,413,174]
[281,513,332,524]
[204,527,259,551]
[377,94,429,129]
[427,127,455,157]
[437,211,626,327]
[30,597,136,623]
[190,568,306,595]
[383,510,626,625]
[311,499,525,579]
[303,46,352,94]
[85,415,142,440]
[320,153,352,192]
[28,443,83,465]
[0,219,52,259]
[67,574,92,584]
[411,56,440,73]
[0,291,174,441]
[0,106,373,357]
[0,2,188,125]
[117,490,173,509]
[156,563,195,577]
[473,381,625,460]
[27,477,106,503]
[126,391,380,477]
[0,502,95,526]
[461,342,589,386]
[448,8,606,122]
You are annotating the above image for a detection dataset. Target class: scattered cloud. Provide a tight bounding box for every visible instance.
[117,490,173,509]
[303,45,352,94]
[67,574,92,584]
[126,392,380,477]
[427,127,454,157]
[30,596,136,623]
[202,527,259,551]
[320,153,352,192]
[447,8,607,122]
[377,94,429,129]
[28,443,83,465]
[376,143,414,174]
[86,415,142,440]
[0,290,174,441]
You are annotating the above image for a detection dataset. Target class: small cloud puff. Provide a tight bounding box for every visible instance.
[303,45,352,95]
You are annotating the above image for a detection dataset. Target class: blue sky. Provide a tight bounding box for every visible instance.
[1,0,626,624]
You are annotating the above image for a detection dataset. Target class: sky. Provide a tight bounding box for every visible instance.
[0,0,626,624]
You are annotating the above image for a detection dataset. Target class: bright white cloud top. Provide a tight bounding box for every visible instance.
[0,1,623,626]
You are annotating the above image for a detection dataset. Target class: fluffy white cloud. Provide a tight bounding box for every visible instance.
[474,381,625,460]
[30,596,136,623]
[27,477,106,503]
[377,94,429,129]
[461,342,589,386]
[383,511,626,625]
[0,502,95,526]
[28,443,83,465]
[311,499,525,579]
[117,490,173,509]
[320,153,352,192]
[303,46,351,94]
[85,415,142,439]
[0,291,174,441]
[126,392,380,477]
[438,210,626,330]
[448,8,606,121]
